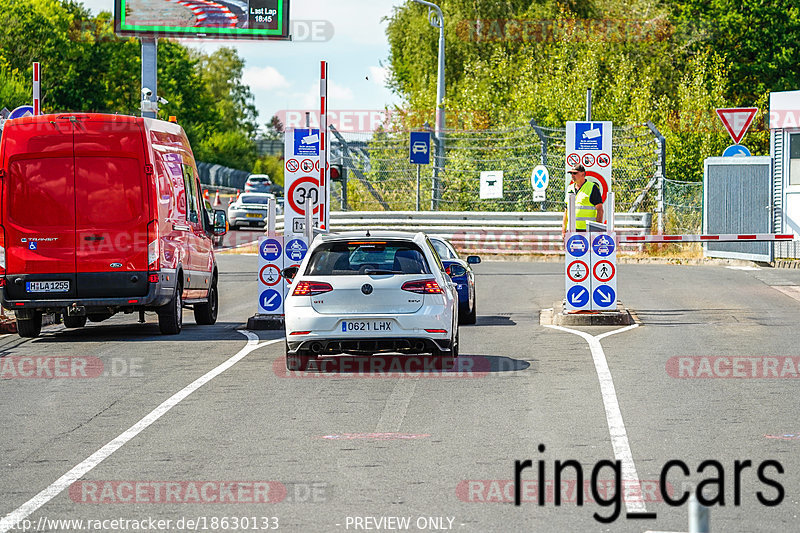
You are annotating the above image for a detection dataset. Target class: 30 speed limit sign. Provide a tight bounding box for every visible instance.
[287,176,320,215]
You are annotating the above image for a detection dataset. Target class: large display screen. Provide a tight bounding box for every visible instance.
[115,0,290,40]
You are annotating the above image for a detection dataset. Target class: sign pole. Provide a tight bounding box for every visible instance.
[140,39,157,119]
[319,61,328,232]
[32,62,41,115]
[416,165,421,211]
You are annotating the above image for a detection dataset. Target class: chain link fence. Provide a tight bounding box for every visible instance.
[663,178,703,235]
[330,121,664,215]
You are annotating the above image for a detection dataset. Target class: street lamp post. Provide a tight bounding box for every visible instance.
[411,0,445,210]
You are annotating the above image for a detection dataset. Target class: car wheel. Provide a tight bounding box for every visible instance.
[463,294,477,325]
[16,311,42,338]
[285,344,313,371]
[158,281,183,335]
[193,276,218,325]
[63,314,87,328]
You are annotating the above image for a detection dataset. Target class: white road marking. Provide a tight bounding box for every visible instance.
[0,332,283,533]
[726,266,761,271]
[544,324,646,514]
[771,285,800,304]
[374,376,419,432]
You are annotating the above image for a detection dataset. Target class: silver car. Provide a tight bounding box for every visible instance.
[227,193,281,230]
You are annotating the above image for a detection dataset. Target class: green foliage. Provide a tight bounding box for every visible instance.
[252,155,285,187]
[0,0,258,171]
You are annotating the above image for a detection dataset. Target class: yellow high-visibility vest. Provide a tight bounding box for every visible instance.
[568,180,599,230]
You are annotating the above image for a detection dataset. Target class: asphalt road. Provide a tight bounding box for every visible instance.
[2,256,800,532]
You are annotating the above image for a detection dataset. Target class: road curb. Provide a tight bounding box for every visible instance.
[246,314,285,330]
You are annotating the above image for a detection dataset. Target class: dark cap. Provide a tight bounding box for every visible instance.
[567,164,585,174]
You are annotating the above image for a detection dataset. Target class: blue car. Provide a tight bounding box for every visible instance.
[429,236,481,324]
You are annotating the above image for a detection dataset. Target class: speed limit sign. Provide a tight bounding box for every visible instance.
[287,176,320,215]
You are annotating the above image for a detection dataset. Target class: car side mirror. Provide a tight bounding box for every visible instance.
[213,210,228,236]
[447,264,467,277]
[281,266,299,282]
[467,255,481,264]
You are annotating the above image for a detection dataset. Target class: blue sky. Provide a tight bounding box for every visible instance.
[82,1,407,129]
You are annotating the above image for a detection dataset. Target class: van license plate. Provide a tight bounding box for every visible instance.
[341,321,392,332]
[26,281,70,293]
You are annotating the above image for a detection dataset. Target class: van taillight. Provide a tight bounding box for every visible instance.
[147,221,159,271]
[0,225,5,275]
[148,273,159,283]
[401,279,444,294]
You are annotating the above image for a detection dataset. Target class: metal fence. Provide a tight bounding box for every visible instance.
[663,178,703,235]
[329,121,664,215]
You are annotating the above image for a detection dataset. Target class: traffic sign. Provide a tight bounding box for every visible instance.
[593,260,615,282]
[301,159,314,173]
[259,289,283,313]
[581,153,595,167]
[531,165,549,190]
[566,153,581,167]
[596,153,610,167]
[287,176,320,216]
[567,260,589,282]
[566,234,589,257]
[8,106,34,119]
[410,131,431,165]
[592,234,615,256]
[480,171,503,199]
[567,286,590,308]
[260,238,283,261]
[260,264,282,286]
[722,144,752,157]
[592,286,616,308]
[285,239,308,263]
[285,159,299,172]
[715,107,757,144]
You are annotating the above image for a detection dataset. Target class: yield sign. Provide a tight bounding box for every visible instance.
[715,107,758,144]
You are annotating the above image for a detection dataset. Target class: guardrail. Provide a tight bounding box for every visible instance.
[270,211,652,254]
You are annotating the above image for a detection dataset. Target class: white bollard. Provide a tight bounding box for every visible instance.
[568,192,577,234]
[266,197,277,237]
[688,493,710,533]
[304,205,313,243]
[607,191,615,234]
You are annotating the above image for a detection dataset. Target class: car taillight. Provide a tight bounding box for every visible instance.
[401,279,444,294]
[0,225,5,275]
[147,220,159,271]
[292,281,333,296]
[148,273,159,283]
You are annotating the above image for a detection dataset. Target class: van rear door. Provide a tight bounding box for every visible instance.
[3,120,78,300]
[73,117,150,298]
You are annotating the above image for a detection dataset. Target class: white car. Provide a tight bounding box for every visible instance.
[227,192,281,230]
[282,231,460,370]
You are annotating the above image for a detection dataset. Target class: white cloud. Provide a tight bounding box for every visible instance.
[367,66,389,88]
[242,66,291,91]
[301,80,355,108]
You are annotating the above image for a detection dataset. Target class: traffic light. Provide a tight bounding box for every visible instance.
[330,163,344,182]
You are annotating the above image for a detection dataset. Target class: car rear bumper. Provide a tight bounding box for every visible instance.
[287,336,451,355]
[1,272,176,312]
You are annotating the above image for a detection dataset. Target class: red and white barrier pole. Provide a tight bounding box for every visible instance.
[620,234,795,243]
[319,60,328,232]
[33,62,41,115]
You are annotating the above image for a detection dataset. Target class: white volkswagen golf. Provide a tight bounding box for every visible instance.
[282,231,459,370]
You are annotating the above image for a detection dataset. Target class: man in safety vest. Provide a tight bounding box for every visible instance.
[561,164,604,236]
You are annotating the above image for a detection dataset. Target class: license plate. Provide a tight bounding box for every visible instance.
[246,213,263,218]
[26,281,70,293]
[341,321,392,332]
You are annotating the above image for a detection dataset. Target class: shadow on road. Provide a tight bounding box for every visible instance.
[29,321,251,343]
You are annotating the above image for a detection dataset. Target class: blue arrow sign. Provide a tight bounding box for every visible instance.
[285,238,308,262]
[722,144,751,157]
[566,234,589,257]
[260,289,283,312]
[567,285,590,307]
[8,106,34,119]
[593,286,616,308]
[592,234,615,257]
[260,239,282,261]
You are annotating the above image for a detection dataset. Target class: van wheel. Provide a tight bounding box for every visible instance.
[63,315,87,328]
[194,277,218,325]
[16,312,42,338]
[158,282,183,335]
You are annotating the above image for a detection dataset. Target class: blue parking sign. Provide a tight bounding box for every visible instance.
[410,131,431,165]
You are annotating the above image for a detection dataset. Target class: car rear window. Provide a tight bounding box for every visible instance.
[248,177,270,183]
[305,241,431,276]
[431,239,456,259]
[240,195,270,204]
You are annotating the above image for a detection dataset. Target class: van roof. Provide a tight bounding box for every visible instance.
[2,113,186,136]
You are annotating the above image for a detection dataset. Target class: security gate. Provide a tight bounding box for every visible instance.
[703,156,773,262]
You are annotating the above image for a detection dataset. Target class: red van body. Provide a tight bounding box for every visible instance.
[0,113,225,337]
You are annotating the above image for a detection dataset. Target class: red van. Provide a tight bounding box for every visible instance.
[0,113,228,337]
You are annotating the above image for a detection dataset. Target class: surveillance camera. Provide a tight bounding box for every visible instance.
[141,87,153,98]
[158,96,169,105]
